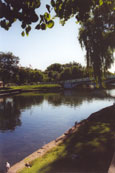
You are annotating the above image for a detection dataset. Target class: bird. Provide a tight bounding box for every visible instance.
[6,162,10,171]
[25,162,31,168]
[74,121,78,127]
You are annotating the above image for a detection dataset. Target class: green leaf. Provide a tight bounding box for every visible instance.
[106,1,112,5]
[59,20,65,26]
[51,0,55,7]
[75,21,79,24]
[26,32,29,36]
[35,24,41,30]
[26,26,31,33]
[40,15,44,23]
[46,4,50,13]
[47,20,54,28]
[21,22,26,29]
[44,12,51,21]
[21,31,25,37]
[99,0,103,6]
[41,23,46,30]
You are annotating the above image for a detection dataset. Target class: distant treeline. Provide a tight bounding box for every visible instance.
[5,62,89,85]
[9,62,113,85]
[0,52,114,86]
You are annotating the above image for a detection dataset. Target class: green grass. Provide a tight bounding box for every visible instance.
[19,145,66,173]
[0,84,62,94]
[10,84,62,90]
[17,92,59,97]
[19,105,115,173]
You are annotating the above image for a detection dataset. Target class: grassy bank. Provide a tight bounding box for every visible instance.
[0,84,62,95]
[18,105,115,173]
[10,84,62,90]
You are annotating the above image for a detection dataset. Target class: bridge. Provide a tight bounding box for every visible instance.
[60,75,115,89]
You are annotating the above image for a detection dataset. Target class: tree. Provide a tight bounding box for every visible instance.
[30,69,43,83]
[0,52,19,86]
[46,63,63,73]
[71,66,82,79]
[17,67,43,84]
[60,67,72,80]
[17,67,27,84]
[51,0,115,84]
[78,0,115,85]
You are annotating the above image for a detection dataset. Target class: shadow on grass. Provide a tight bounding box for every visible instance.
[38,105,115,173]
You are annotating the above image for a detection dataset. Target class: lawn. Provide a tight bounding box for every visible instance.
[10,84,62,90]
[19,105,115,173]
[0,84,62,94]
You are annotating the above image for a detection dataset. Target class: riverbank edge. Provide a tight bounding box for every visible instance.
[8,104,115,173]
[0,88,63,97]
[0,84,114,97]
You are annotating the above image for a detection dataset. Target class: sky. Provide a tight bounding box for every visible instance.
[0,18,86,71]
[0,1,114,72]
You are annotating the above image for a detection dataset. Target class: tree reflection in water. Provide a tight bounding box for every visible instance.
[0,97,21,131]
[0,95,44,131]
[45,89,112,107]
[0,90,113,132]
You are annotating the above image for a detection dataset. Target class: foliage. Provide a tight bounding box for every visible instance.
[0,52,19,86]
[0,0,54,35]
[45,62,89,81]
[0,0,40,35]
[46,63,63,72]
[0,51,113,85]
[78,0,115,84]
[60,67,72,80]
[12,67,44,85]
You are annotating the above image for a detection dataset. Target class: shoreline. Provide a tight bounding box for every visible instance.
[8,104,115,173]
[0,88,63,97]
[0,84,115,98]
[8,119,82,173]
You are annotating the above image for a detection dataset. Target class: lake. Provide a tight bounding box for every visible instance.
[0,89,115,172]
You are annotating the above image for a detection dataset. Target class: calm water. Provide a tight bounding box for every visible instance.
[0,89,115,171]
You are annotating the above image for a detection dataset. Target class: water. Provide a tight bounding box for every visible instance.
[0,89,115,171]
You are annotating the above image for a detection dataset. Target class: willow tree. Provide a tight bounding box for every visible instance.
[0,0,115,84]
[50,0,115,85]
[78,0,115,85]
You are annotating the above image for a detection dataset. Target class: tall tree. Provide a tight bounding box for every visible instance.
[79,0,115,85]
[0,52,19,86]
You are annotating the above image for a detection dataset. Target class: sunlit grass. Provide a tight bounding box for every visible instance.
[19,105,115,173]
[17,92,59,97]
[19,145,66,173]
[0,84,62,94]
[10,84,62,90]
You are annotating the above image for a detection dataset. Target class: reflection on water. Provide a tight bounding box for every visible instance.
[0,95,44,131]
[0,89,115,171]
[0,97,21,131]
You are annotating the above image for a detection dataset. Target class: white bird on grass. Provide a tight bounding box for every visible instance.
[6,162,10,172]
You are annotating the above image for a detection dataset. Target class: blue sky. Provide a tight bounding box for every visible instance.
[0,1,114,72]
[0,18,87,71]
